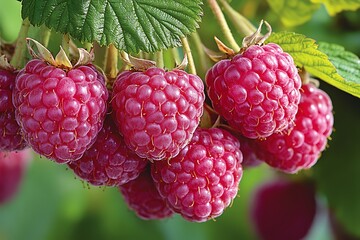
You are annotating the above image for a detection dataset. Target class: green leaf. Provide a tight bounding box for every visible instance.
[266,32,360,98]
[318,42,360,84]
[311,0,360,16]
[21,0,203,54]
[266,0,320,27]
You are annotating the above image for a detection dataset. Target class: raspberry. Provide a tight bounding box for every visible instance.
[251,179,316,240]
[13,59,108,163]
[237,135,263,168]
[68,113,148,187]
[151,127,243,222]
[0,68,27,151]
[119,166,173,220]
[257,83,334,173]
[0,149,32,204]
[206,43,301,139]
[112,67,204,161]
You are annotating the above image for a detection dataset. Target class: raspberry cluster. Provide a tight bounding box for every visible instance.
[256,83,334,173]
[0,34,334,222]
[205,42,333,174]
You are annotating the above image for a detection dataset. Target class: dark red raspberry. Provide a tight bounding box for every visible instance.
[0,68,27,151]
[112,67,204,161]
[251,179,316,240]
[206,43,301,139]
[237,135,263,168]
[68,114,148,187]
[13,59,108,163]
[151,127,243,222]
[119,166,173,220]
[257,83,334,173]
[0,149,32,204]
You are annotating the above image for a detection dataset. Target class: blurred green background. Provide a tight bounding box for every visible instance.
[1,0,360,239]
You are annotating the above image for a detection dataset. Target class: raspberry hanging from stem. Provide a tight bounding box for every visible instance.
[104,44,118,87]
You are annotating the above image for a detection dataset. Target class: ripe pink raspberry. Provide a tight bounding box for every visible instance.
[112,67,204,161]
[13,59,108,163]
[151,127,243,222]
[206,43,301,139]
[0,149,32,204]
[251,179,316,240]
[0,68,27,151]
[68,114,148,186]
[119,166,173,220]
[257,83,334,173]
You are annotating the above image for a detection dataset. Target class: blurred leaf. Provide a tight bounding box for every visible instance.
[266,0,321,27]
[313,85,360,237]
[318,42,360,84]
[311,0,360,16]
[21,0,202,54]
[0,0,22,42]
[0,157,65,240]
[267,32,360,98]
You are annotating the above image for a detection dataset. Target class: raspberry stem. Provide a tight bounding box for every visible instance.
[207,0,240,52]
[61,33,70,57]
[10,18,30,69]
[40,25,51,48]
[104,44,118,85]
[190,32,210,78]
[218,0,257,36]
[155,50,164,69]
[171,47,181,66]
[181,37,197,75]
[120,51,130,68]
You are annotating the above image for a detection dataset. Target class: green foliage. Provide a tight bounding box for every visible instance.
[267,32,360,98]
[318,42,360,84]
[266,0,320,27]
[0,1,22,41]
[21,0,202,54]
[311,0,360,15]
[313,85,360,237]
